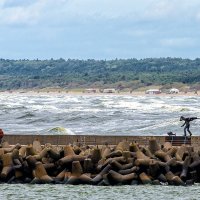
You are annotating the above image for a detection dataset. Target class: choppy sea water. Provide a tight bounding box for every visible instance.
[0,92,200,136]
[0,184,200,200]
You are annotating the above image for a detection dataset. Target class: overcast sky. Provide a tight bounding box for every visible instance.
[0,0,200,60]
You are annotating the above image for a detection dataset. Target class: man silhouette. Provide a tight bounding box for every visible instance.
[180,116,197,136]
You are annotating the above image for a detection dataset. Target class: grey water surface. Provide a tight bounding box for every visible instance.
[0,184,200,200]
[0,92,200,136]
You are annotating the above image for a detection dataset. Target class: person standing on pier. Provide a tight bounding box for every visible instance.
[180,116,197,136]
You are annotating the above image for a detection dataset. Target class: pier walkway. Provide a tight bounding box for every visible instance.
[3,135,199,149]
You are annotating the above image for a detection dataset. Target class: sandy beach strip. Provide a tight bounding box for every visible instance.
[0,89,199,97]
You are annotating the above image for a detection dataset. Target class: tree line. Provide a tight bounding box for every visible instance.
[0,58,200,90]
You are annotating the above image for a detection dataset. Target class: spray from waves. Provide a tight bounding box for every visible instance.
[101,97,193,113]
[29,104,61,112]
[137,119,180,131]
[0,104,27,111]
[63,108,102,113]
[144,98,165,104]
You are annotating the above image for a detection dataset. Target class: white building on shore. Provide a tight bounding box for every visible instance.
[169,88,179,94]
[84,88,99,93]
[103,88,116,93]
[145,89,161,94]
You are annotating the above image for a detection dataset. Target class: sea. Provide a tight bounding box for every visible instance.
[0,92,199,136]
[0,92,200,199]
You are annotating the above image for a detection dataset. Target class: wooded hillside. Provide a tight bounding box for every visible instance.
[0,58,200,90]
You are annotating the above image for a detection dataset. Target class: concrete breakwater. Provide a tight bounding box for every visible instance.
[0,135,200,185]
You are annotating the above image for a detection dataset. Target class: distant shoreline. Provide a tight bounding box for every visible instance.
[0,89,199,97]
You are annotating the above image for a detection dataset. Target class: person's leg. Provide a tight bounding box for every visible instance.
[187,127,192,136]
[186,124,192,136]
[184,127,187,136]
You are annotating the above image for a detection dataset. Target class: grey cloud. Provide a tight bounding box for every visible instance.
[1,0,200,26]
[1,0,200,59]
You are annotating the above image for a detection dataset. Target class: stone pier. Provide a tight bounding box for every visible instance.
[3,135,199,150]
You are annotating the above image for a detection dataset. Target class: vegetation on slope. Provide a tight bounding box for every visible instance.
[0,58,200,90]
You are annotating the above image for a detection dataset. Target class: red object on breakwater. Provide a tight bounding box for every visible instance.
[0,129,4,142]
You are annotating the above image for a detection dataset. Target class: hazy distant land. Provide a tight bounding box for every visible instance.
[0,58,200,92]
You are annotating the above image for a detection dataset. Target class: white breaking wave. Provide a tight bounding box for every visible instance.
[47,127,75,135]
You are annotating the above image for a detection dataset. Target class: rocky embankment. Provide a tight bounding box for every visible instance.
[0,139,199,185]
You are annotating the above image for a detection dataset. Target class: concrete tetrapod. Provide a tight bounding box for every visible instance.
[165,171,185,186]
[1,153,14,180]
[148,138,161,154]
[32,162,54,184]
[139,172,152,184]
[92,164,111,185]
[180,156,191,181]
[66,161,92,185]
[107,170,137,185]
[0,138,200,186]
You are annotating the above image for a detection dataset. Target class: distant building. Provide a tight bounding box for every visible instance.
[103,88,116,93]
[84,88,99,93]
[145,89,161,94]
[169,88,179,94]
